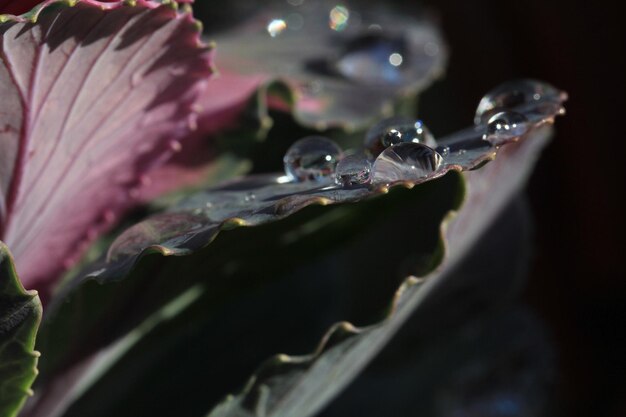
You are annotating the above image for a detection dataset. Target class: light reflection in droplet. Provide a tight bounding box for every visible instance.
[267,19,287,37]
[389,52,403,67]
[329,5,350,31]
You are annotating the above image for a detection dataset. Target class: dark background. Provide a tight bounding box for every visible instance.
[414,2,625,416]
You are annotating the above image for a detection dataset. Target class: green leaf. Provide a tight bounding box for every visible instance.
[321,197,556,416]
[46,162,463,417]
[205,126,553,417]
[0,242,42,417]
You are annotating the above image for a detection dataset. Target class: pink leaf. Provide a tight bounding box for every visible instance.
[0,0,195,17]
[0,1,212,299]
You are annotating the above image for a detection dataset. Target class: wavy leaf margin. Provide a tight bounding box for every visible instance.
[0,241,42,417]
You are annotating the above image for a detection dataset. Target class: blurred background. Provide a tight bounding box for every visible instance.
[414,2,625,416]
[192,1,625,416]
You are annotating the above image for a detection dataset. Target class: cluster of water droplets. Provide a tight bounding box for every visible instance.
[283,115,442,188]
[106,79,566,264]
[280,79,566,190]
[476,79,566,146]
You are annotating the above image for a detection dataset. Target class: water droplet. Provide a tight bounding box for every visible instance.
[372,143,442,183]
[441,146,450,157]
[475,79,562,124]
[483,111,529,145]
[335,154,372,187]
[336,32,408,85]
[267,19,287,37]
[244,192,256,202]
[365,117,436,157]
[329,5,350,31]
[284,136,344,182]
[522,101,566,120]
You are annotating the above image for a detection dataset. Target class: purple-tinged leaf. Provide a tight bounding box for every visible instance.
[0,0,196,19]
[0,1,212,298]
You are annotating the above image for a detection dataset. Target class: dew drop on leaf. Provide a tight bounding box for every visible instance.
[365,116,436,157]
[334,154,372,187]
[483,111,529,145]
[474,79,563,124]
[284,136,344,182]
[372,142,442,183]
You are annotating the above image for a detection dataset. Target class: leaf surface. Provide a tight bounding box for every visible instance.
[32,84,564,416]
[0,241,42,417]
[206,124,554,417]
[0,0,195,18]
[0,1,212,297]
[62,90,563,289]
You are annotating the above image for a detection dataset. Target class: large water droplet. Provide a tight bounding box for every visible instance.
[475,79,562,124]
[483,111,529,145]
[335,154,372,187]
[284,136,344,182]
[336,32,408,85]
[365,116,436,157]
[372,143,442,183]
